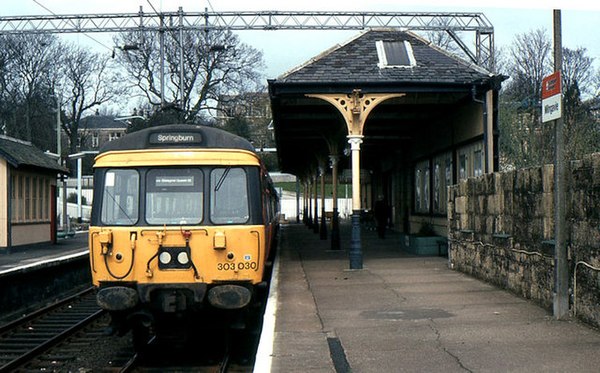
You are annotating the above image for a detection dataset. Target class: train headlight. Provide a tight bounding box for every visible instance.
[159,252,172,265]
[177,252,189,265]
[157,247,192,270]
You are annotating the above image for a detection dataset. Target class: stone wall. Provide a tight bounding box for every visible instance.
[448,153,600,327]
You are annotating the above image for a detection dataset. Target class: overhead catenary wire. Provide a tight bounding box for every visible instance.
[32,0,113,51]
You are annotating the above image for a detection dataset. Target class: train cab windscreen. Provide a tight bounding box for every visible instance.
[210,167,249,224]
[100,169,139,225]
[145,168,204,225]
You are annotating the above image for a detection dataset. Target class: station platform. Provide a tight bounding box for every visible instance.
[0,232,88,275]
[256,223,600,373]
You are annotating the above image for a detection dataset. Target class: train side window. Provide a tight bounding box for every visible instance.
[100,169,139,225]
[145,168,203,225]
[210,167,249,225]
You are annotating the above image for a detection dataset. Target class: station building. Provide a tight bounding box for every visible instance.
[269,29,505,244]
[0,135,67,251]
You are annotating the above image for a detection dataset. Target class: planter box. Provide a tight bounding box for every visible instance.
[400,234,447,256]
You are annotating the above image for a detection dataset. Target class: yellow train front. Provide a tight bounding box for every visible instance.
[88,124,279,346]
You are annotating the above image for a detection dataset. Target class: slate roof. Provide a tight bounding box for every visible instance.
[80,115,127,130]
[0,135,67,173]
[277,29,492,86]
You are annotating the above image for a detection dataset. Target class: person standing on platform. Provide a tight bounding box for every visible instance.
[374,195,389,239]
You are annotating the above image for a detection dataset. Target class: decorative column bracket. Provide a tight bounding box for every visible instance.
[306,89,405,269]
[307,89,405,136]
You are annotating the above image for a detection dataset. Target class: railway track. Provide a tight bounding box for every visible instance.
[0,287,104,372]
[0,286,257,372]
[113,330,253,372]
[116,351,250,373]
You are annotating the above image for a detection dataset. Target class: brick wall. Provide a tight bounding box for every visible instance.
[448,153,600,327]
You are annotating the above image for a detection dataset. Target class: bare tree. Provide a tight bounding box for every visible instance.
[498,29,552,168]
[509,29,552,108]
[58,44,126,154]
[499,29,600,169]
[1,34,63,148]
[562,47,594,98]
[114,28,265,123]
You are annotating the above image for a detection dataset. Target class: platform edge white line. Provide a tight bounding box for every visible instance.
[253,251,281,373]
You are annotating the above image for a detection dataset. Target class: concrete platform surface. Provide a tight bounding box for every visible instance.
[263,224,600,373]
[0,232,88,275]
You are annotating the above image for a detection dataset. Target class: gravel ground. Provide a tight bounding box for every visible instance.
[32,315,135,372]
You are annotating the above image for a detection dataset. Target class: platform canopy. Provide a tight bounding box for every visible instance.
[268,29,504,177]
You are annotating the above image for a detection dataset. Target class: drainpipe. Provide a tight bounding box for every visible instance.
[6,167,12,253]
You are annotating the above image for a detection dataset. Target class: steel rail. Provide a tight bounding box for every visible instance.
[0,287,95,334]
[0,288,104,372]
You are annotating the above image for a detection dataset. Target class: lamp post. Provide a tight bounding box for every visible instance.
[114,115,147,123]
[51,89,68,232]
[111,44,139,58]
[54,93,61,165]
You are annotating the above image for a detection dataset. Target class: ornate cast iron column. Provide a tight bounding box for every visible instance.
[347,134,363,268]
[329,155,340,250]
[313,172,319,234]
[306,89,405,269]
[319,164,328,240]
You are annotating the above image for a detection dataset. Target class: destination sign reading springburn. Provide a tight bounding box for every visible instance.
[541,71,562,123]
[149,132,203,145]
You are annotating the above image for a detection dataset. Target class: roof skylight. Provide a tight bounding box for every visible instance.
[376,40,416,68]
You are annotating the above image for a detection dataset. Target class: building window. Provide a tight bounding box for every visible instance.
[44,179,50,220]
[91,132,99,148]
[24,176,30,220]
[433,152,453,214]
[474,150,483,177]
[10,175,17,221]
[458,142,484,181]
[32,177,37,221]
[459,154,467,180]
[376,40,417,68]
[108,132,121,142]
[414,159,430,214]
[18,174,24,220]
[10,173,52,223]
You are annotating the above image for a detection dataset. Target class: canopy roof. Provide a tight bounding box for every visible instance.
[268,29,504,175]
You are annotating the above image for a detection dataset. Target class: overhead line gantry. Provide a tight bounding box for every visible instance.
[0,9,494,68]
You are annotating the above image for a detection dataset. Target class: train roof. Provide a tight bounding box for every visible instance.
[99,124,256,153]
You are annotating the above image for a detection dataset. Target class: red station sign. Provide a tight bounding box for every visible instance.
[541,71,562,123]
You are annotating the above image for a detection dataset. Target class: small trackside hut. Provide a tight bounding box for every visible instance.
[0,135,68,252]
[88,124,279,348]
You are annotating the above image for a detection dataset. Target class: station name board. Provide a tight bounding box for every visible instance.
[541,71,562,123]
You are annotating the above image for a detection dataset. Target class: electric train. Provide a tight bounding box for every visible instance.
[88,124,279,347]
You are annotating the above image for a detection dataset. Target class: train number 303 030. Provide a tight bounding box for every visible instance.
[217,262,258,271]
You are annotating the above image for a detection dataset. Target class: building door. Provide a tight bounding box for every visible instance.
[50,184,57,244]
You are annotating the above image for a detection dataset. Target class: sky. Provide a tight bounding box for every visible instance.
[2,0,600,79]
